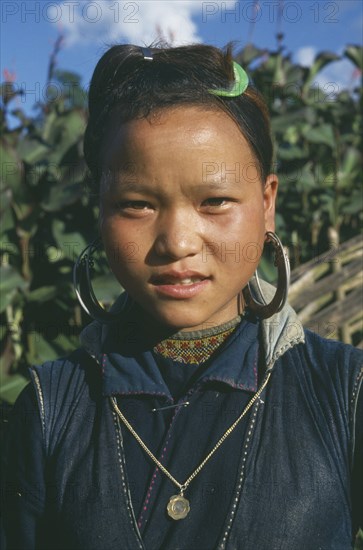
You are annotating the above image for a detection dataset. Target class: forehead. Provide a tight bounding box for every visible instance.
[102,106,253,169]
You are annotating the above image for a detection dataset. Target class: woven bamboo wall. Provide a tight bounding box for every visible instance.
[288,234,362,347]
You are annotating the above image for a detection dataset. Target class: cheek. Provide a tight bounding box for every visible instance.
[213,206,265,254]
[214,211,265,275]
[100,217,146,276]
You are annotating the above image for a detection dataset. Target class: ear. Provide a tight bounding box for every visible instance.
[263,173,278,233]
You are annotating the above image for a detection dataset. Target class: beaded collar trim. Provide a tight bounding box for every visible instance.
[153,315,243,365]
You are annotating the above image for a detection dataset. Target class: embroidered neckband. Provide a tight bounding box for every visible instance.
[208,61,249,97]
[153,315,242,365]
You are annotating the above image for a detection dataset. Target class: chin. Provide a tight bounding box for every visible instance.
[149,304,212,332]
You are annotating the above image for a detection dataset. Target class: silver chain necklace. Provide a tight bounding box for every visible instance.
[110,371,271,520]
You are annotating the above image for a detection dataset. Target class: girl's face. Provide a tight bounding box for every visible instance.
[99,106,277,331]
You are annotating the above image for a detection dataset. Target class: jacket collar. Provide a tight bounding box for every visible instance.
[79,280,305,397]
[251,279,305,368]
[97,315,259,399]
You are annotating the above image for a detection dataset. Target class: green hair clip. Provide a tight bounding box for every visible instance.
[208,61,249,97]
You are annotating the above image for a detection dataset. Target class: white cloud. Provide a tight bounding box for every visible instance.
[294,45,359,93]
[52,0,236,48]
[294,46,317,67]
[313,58,360,94]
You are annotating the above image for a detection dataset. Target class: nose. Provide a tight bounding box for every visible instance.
[153,208,202,260]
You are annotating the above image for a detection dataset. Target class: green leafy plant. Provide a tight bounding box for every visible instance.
[237,43,362,271]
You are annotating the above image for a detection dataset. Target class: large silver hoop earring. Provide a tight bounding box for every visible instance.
[242,231,290,319]
[73,237,128,323]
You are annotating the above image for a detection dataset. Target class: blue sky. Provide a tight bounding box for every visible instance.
[1,0,362,116]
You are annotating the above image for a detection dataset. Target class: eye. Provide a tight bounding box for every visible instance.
[116,200,153,211]
[201,197,232,207]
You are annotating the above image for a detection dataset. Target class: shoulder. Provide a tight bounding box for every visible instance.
[303,328,363,363]
[30,348,101,393]
[303,330,363,418]
[280,330,363,436]
[282,328,363,391]
[273,323,363,384]
[272,329,362,416]
[301,329,363,388]
[28,348,101,450]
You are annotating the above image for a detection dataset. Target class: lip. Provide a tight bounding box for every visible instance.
[150,270,210,299]
[150,270,209,284]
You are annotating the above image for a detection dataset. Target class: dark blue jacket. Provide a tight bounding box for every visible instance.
[4,282,363,549]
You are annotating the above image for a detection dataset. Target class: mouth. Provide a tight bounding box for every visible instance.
[152,276,207,286]
[150,271,209,285]
[149,271,210,298]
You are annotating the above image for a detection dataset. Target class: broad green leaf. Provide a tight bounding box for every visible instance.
[15,206,41,238]
[0,139,23,192]
[44,110,86,164]
[341,192,363,214]
[42,110,57,142]
[278,146,307,161]
[0,266,28,312]
[273,53,285,86]
[17,138,50,164]
[344,45,363,70]
[41,182,83,212]
[52,219,87,259]
[26,332,61,365]
[1,287,21,312]
[26,332,79,366]
[302,51,340,95]
[25,163,48,187]
[271,110,306,133]
[0,374,29,403]
[341,147,361,176]
[303,124,335,148]
[0,187,14,234]
[27,286,58,303]
[284,126,300,145]
[296,163,316,191]
[92,273,123,305]
[54,69,82,87]
[284,65,304,87]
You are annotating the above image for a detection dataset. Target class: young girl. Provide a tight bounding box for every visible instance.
[4,43,362,550]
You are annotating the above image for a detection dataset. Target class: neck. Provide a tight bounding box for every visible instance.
[126,300,244,344]
[153,314,244,366]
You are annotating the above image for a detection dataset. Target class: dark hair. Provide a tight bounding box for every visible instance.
[84,43,273,188]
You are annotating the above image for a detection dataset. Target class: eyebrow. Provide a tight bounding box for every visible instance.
[199,181,238,190]
[113,181,154,193]
[101,174,155,194]
[114,181,237,193]
[102,171,241,194]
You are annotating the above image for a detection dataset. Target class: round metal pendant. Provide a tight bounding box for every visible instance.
[167,494,190,520]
